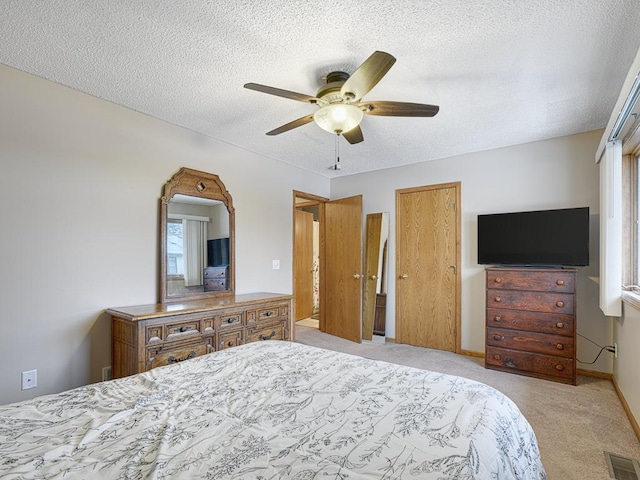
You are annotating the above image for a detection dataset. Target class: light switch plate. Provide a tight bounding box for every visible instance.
[272,259,280,270]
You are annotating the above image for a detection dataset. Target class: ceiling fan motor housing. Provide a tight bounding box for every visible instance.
[317,71,354,104]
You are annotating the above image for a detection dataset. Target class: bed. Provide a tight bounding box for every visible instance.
[0,341,546,479]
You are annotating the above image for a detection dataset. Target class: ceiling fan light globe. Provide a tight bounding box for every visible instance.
[313,104,363,134]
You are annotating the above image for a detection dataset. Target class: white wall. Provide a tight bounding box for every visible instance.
[0,64,329,405]
[615,305,640,431]
[332,130,611,373]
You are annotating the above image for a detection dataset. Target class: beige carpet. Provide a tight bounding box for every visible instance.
[295,317,319,328]
[294,325,640,480]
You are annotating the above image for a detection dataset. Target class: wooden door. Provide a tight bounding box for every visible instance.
[322,195,363,343]
[396,183,460,352]
[362,213,383,340]
[294,209,314,321]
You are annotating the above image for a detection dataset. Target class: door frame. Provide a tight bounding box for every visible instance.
[395,182,462,353]
[292,190,329,338]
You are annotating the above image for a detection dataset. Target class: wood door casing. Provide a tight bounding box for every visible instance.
[396,183,461,352]
[294,209,314,321]
[322,195,363,343]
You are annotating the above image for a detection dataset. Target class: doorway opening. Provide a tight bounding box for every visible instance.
[293,191,327,332]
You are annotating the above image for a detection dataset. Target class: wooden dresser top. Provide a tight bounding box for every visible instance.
[106,292,293,321]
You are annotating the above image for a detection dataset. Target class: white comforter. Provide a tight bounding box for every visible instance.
[0,341,546,479]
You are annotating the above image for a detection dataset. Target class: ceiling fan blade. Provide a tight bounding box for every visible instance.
[266,114,315,136]
[363,101,439,117]
[244,83,318,103]
[340,51,396,101]
[343,125,364,144]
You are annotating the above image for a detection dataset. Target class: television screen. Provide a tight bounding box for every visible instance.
[207,238,230,267]
[477,207,589,266]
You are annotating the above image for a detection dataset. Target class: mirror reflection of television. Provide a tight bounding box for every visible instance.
[477,207,589,266]
[207,238,230,267]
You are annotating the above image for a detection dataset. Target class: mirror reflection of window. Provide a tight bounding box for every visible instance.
[167,219,184,275]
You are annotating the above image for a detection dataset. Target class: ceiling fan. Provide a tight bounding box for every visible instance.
[244,51,439,145]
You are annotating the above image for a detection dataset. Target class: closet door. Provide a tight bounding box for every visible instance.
[322,195,363,343]
[294,209,314,321]
[396,183,460,352]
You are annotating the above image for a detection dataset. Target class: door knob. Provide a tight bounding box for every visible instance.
[353,274,362,279]
[449,265,457,274]
[370,275,377,280]
[400,274,408,280]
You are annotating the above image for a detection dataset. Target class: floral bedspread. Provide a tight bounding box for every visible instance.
[0,341,546,479]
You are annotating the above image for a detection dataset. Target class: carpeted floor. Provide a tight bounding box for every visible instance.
[294,325,640,480]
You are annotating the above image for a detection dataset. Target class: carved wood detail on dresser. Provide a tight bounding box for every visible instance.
[107,292,293,379]
[485,267,577,385]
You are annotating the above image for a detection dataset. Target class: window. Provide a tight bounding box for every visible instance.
[167,219,184,276]
[621,121,640,307]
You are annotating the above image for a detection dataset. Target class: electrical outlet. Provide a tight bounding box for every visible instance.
[21,369,37,390]
[272,259,280,270]
[102,366,112,381]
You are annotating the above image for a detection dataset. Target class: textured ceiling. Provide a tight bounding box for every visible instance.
[2,1,640,177]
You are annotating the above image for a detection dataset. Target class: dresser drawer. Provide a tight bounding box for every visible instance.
[204,266,228,279]
[487,269,575,293]
[486,346,574,383]
[487,327,574,357]
[165,320,201,342]
[204,278,228,291]
[487,289,574,314]
[146,340,211,370]
[218,329,243,350]
[246,303,288,324]
[486,308,574,336]
[246,321,288,343]
[216,311,244,329]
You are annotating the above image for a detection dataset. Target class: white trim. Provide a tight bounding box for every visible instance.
[168,213,210,222]
[600,141,623,317]
[622,290,640,311]
[597,47,640,162]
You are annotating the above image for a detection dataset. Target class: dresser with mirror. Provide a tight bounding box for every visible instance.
[107,167,292,379]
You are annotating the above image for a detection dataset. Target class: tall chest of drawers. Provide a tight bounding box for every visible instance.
[485,267,577,385]
[107,292,292,379]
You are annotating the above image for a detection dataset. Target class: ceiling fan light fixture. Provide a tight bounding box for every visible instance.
[313,103,363,134]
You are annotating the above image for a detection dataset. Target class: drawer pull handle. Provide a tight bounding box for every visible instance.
[226,318,235,323]
[493,335,502,341]
[493,354,501,360]
[556,301,564,308]
[167,351,196,363]
[556,322,564,329]
[494,277,502,283]
[557,280,565,286]
[178,326,191,333]
[555,364,564,371]
[493,315,501,322]
[259,330,276,341]
[494,296,501,303]
[265,311,273,317]
[227,341,235,347]
[556,343,564,350]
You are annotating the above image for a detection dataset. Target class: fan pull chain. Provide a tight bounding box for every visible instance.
[333,133,341,170]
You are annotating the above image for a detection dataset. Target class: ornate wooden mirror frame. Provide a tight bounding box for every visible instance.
[160,167,235,303]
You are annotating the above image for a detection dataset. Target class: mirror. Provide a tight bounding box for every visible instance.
[160,168,235,303]
[362,212,389,340]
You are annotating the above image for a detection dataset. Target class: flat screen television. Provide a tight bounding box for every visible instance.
[477,207,589,266]
[207,237,230,267]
